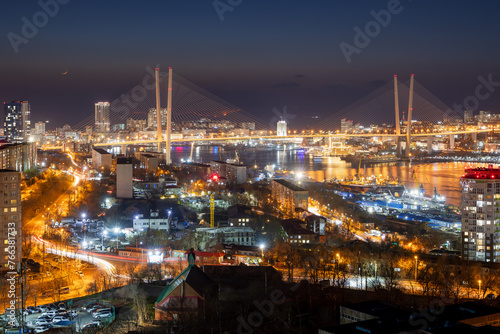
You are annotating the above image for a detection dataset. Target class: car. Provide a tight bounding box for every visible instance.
[84,320,101,326]
[42,310,56,317]
[92,308,111,315]
[27,306,40,314]
[93,312,112,319]
[52,316,70,323]
[46,304,57,310]
[36,315,53,322]
[69,310,78,317]
[57,303,66,310]
[35,319,51,326]
[86,305,102,313]
[42,309,56,315]
[34,326,50,333]
[37,306,49,313]
[54,309,67,315]
[81,323,100,330]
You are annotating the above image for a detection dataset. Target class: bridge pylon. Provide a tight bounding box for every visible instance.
[405,74,415,157]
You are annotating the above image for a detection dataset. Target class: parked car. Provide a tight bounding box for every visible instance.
[85,305,102,313]
[27,306,40,314]
[93,311,112,319]
[35,319,51,326]
[34,326,50,333]
[84,320,101,326]
[92,308,111,315]
[82,323,100,330]
[58,303,66,310]
[37,306,49,313]
[42,310,56,317]
[36,315,53,322]
[52,316,70,323]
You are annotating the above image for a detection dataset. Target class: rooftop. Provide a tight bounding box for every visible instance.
[281,219,315,236]
[117,157,134,164]
[272,178,307,192]
[462,166,500,179]
[341,300,412,321]
[93,148,110,155]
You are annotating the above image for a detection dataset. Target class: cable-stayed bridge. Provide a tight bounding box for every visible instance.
[50,69,490,160]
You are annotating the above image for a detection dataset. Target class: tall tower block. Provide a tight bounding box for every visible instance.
[155,67,162,152]
[405,74,415,157]
[165,67,173,165]
[394,75,401,156]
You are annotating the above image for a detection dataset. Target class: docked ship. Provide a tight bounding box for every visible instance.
[342,155,400,165]
[327,174,404,194]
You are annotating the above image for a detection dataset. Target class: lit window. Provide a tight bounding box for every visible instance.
[10,208,16,212]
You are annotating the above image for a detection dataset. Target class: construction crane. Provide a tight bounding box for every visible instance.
[210,193,215,228]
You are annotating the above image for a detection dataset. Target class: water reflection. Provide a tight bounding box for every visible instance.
[170,146,490,207]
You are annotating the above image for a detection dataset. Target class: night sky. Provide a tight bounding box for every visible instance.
[1,0,500,129]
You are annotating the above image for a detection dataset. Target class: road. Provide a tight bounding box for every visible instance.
[24,172,80,232]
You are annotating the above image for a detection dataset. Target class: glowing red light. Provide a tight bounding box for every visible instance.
[212,174,219,182]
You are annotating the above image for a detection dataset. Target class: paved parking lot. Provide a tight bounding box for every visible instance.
[24,306,111,332]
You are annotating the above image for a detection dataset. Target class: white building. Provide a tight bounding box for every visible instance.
[116,157,133,198]
[461,166,500,262]
[277,120,287,136]
[95,102,110,133]
[196,227,255,247]
[133,210,173,233]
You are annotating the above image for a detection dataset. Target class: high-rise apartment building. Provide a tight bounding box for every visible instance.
[341,118,354,133]
[34,121,46,135]
[0,170,22,269]
[461,166,500,262]
[271,179,308,218]
[464,110,474,123]
[147,108,167,129]
[116,157,133,198]
[277,120,287,136]
[95,102,110,132]
[4,101,31,143]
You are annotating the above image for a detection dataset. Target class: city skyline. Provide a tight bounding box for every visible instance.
[0,0,499,128]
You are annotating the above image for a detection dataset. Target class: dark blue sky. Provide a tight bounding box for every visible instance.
[1,0,499,129]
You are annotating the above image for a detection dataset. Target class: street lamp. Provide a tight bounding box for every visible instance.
[259,244,265,259]
[102,230,107,247]
[414,256,418,281]
[114,228,120,249]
